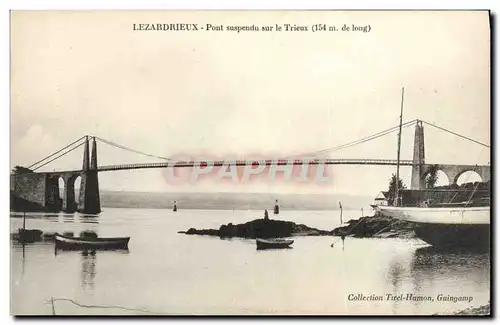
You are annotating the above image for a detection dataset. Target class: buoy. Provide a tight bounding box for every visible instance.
[339,201,343,224]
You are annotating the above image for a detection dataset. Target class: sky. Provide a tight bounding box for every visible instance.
[10,11,491,195]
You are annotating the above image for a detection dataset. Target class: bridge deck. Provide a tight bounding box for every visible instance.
[97,159,414,172]
[35,159,490,174]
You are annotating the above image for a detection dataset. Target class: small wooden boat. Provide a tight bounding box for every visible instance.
[18,228,43,243]
[16,212,43,243]
[256,238,294,250]
[54,233,130,250]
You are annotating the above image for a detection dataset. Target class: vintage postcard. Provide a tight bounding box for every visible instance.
[10,10,491,316]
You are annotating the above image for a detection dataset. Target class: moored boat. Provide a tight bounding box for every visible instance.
[256,238,294,250]
[18,228,43,243]
[16,212,43,243]
[377,205,489,224]
[54,233,130,250]
[376,88,490,251]
[378,205,490,249]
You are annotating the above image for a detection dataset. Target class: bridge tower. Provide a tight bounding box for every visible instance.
[78,136,101,214]
[410,120,425,190]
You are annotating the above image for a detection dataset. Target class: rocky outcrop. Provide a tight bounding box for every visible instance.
[179,215,416,239]
[332,215,415,238]
[179,218,333,239]
[433,303,490,316]
[453,304,490,316]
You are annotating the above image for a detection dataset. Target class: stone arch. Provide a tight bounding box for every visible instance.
[422,168,450,188]
[61,173,79,212]
[455,170,482,186]
[74,175,82,205]
[58,176,65,196]
[46,174,63,211]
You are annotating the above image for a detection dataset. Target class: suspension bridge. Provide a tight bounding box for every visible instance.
[11,119,490,214]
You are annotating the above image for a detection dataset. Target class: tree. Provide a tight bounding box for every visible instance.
[11,166,34,175]
[387,173,406,206]
[425,164,439,188]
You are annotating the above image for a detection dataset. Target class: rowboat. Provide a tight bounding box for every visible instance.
[256,238,294,250]
[54,233,130,250]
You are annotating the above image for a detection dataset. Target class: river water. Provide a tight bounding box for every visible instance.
[10,208,490,315]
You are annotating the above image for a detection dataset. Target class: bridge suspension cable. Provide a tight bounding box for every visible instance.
[28,135,87,170]
[24,118,488,173]
[31,141,86,171]
[93,136,172,161]
[421,120,490,148]
[296,119,418,158]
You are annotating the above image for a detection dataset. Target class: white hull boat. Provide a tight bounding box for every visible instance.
[373,91,489,250]
[377,206,490,225]
[378,206,490,250]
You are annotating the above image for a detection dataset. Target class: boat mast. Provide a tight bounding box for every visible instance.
[395,87,405,207]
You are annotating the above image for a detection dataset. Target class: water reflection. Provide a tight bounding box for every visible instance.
[81,250,96,290]
[411,246,490,276]
[12,241,55,279]
[387,259,405,314]
[10,212,101,225]
[62,215,75,223]
[409,245,490,298]
[11,209,491,315]
[52,248,130,293]
[42,214,60,222]
[79,215,100,224]
[385,244,490,314]
[21,244,26,277]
